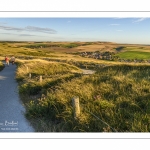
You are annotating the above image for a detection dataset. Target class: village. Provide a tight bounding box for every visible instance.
[79,51,150,63]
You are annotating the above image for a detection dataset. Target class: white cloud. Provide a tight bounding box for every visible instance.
[0,25,57,34]
[0,32,45,37]
[25,26,57,34]
[112,17,129,19]
[132,18,146,23]
[67,21,71,23]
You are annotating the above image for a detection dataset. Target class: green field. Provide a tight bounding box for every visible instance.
[116,51,150,60]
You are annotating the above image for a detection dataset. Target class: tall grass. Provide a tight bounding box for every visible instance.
[16,60,150,132]
[16,59,82,101]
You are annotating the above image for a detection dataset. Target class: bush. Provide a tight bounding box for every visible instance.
[19,82,42,95]
[0,61,4,71]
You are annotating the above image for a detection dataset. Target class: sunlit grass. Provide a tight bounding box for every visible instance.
[16,61,150,132]
[1,42,150,132]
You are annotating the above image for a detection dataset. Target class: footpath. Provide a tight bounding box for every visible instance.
[0,62,34,132]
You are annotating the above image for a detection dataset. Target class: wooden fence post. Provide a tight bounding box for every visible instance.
[72,97,80,119]
[86,65,87,69]
[39,75,42,83]
[26,66,29,72]
[29,73,31,78]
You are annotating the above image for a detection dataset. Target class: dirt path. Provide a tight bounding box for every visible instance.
[81,69,96,75]
[0,62,34,132]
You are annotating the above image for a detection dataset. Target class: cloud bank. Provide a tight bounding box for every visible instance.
[0,25,57,34]
[0,32,45,37]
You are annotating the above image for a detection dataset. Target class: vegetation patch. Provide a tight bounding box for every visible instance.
[0,61,4,71]
[60,43,79,48]
[115,46,126,51]
[1,41,150,132]
[16,61,150,132]
[116,51,150,60]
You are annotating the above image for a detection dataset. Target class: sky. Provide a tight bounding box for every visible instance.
[0,18,150,44]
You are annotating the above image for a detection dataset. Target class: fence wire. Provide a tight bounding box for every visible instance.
[80,103,117,132]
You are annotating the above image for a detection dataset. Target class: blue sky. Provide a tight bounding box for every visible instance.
[0,18,150,44]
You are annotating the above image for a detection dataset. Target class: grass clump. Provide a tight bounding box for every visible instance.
[0,61,4,71]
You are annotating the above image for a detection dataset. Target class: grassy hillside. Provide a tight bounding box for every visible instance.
[16,59,82,100]
[115,46,150,60]
[1,41,150,132]
[16,60,150,132]
[1,42,150,61]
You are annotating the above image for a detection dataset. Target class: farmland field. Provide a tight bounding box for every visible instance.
[116,51,150,60]
[1,41,150,132]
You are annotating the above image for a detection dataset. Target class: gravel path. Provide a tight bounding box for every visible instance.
[0,62,34,132]
[82,69,96,75]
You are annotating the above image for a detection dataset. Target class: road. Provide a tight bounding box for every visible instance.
[0,62,34,132]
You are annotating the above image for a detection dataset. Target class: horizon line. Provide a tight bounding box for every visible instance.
[0,40,149,45]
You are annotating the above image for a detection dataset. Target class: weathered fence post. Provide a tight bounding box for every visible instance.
[39,75,42,83]
[29,73,31,78]
[26,66,29,72]
[72,97,80,119]
[86,65,88,69]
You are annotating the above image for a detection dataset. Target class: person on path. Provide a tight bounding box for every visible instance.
[5,56,9,66]
[10,55,16,65]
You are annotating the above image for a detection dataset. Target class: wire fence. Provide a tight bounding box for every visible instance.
[83,106,117,132]
[72,97,117,132]
[22,63,117,132]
